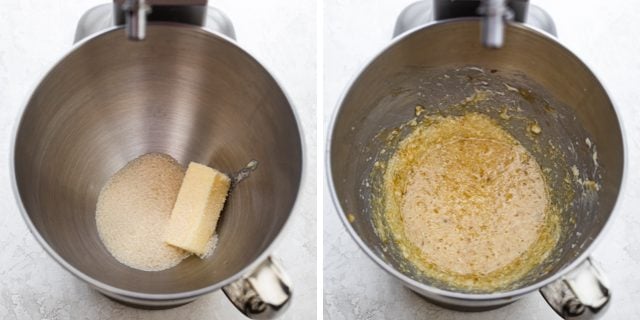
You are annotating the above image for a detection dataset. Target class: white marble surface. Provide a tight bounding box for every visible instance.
[324,0,640,319]
[0,1,316,319]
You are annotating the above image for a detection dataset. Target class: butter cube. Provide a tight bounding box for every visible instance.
[165,162,231,255]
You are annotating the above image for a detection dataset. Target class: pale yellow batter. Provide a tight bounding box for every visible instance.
[383,113,559,291]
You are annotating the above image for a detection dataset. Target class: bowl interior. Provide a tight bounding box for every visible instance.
[14,25,302,295]
[330,20,623,293]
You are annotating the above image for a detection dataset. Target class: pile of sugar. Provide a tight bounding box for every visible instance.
[96,153,218,271]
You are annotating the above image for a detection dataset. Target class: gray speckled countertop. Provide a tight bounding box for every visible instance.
[324,0,640,319]
[0,1,316,319]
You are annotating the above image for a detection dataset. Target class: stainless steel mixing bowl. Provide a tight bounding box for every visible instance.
[328,19,624,318]
[12,24,303,317]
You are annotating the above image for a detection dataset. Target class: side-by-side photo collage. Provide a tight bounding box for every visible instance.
[1,0,639,319]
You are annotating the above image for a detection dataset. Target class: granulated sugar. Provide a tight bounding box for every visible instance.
[96,153,189,271]
[199,234,219,259]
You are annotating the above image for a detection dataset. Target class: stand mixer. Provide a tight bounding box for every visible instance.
[329,1,618,319]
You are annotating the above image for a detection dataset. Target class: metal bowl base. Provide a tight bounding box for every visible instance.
[409,289,515,312]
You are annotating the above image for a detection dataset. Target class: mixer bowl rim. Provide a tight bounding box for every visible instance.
[326,17,627,301]
[10,23,307,302]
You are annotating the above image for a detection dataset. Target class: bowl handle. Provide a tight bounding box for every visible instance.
[540,257,610,319]
[223,256,292,319]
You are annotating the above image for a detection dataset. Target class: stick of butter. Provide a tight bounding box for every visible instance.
[165,162,231,255]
